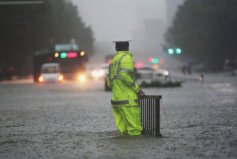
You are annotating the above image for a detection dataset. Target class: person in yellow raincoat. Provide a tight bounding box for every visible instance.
[107,40,145,136]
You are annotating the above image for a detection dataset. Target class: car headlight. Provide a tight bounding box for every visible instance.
[39,76,44,82]
[91,69,105,78]
[92,70,99,78]
[77,74,86,82]
[58,75,64,81]
[163,71,169,76]
[98,70,105,77]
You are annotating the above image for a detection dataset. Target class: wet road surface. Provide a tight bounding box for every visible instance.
[0,73,237,159]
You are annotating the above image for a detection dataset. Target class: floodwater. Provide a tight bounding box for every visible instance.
[0,73,236,159]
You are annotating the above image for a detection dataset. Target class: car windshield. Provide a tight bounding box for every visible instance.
[41,66,60,73]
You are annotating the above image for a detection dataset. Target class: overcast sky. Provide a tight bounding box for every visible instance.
[71,0,166,42]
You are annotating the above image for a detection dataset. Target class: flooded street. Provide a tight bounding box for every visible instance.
[0,73,237,159]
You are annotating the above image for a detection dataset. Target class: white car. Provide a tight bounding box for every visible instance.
[152,69,170,82]
[140,68,181,87]
[136,66,153,85]
[86,63,109,80]
[38,63,64,83]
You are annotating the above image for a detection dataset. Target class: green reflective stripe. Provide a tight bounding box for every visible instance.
[115,54,126,77]
[120,67,133,73]
[134,99,139,103]
[111,100,129,105]
[113,105,138,108]
[111,74,119,81]
[111,99,139,106]
[120,67,136,80]
[110,54,126,82]
[118,54,126,64]
[112,99,139,106]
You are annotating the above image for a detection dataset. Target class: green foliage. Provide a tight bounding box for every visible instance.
[165,0,237,71]
[0,0,94,75]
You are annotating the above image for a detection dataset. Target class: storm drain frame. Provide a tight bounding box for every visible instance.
[140,95,162,137]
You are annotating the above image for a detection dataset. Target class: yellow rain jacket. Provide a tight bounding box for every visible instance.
[107,51,142,135]
[107,51,140,106]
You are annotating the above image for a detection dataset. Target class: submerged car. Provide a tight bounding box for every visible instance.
[141,69,181,87]
[152,69,170,82]
[38,63,64,83]
[136,66,153,85]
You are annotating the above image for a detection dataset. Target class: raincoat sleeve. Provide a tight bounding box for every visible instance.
[119,55,140,93]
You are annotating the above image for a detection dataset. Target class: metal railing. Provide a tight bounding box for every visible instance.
[140,95,162,137]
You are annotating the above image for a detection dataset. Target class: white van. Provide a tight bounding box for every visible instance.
[38,63,64,83]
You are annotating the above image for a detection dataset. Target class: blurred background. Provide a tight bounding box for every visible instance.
[0,0,237,81]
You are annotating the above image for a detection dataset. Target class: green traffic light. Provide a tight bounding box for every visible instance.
[168,48,174,54]
[176,48,182,54]
[60,52,67,58]
[152,58,159,64]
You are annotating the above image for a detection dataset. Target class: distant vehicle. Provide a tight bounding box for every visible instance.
[93,63,110,91]
[33,43,88,82]
[136,66,153,85]
[38,63,64,83]
[86,63,108,80]
[141,69,181,88]
[152,69,170,82]
[101,63,110,91]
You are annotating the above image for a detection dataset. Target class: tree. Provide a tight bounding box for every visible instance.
[0,0,94,76]
[164,0,237,71]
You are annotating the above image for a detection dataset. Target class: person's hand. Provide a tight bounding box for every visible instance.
[137,90,145,98]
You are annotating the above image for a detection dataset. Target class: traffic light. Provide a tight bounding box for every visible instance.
[149,57,159,64]
[152,58,159,64]
[167,47,182,55]
[168,48,174,55]
[176,48,182,54]
[60,52,67,58]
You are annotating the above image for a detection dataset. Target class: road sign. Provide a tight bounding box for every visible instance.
[55,44,79,52]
